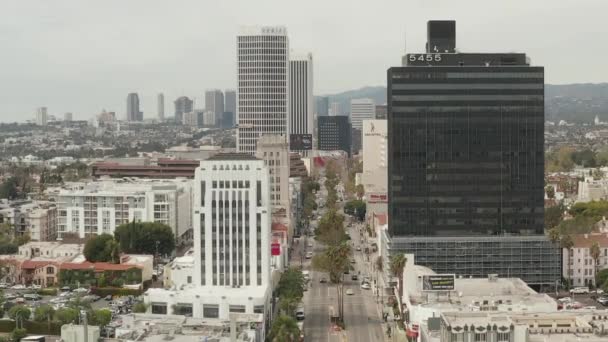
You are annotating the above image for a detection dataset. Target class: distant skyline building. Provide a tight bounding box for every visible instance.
[157,93,165,121]
[174,96,193,124]
[317,115,351,156]
[315,96,329,116]
[385,20,559,287]
[237,26,289,154]
[375,105,387,119]
[126,93,142,122]
[221,112,234,129]
[289,53,314,156]
[183,110,204,128]
[63,112,73,122]
[330,102,341,116]
[350,98,375,130]
[224,89,236,126]
[205,89,224,127]
[35,107,48,126]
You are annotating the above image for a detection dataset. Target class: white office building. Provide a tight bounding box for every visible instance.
[289,53,314,156]
[157,93,165,121]
[144,154,271,338]
[350,98,375,130]
[55,179,192,239]
[36,107,48,126]
[237,26,289,154]
[362,119,388,218]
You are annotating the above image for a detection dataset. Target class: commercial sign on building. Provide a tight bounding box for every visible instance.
[271,243,281,256]
[422,274,455,291]
[367,192,388,203]
[290,134,313,150]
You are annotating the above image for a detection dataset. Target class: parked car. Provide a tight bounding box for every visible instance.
[597,297,608,306]
[0,283,8,289]
[60,286,71,292]
[73,287,89,294]
[319,277,327,283]
[31,284,41,290]
[105,295,113,301]
[295,307,305,321]
[11,284,25,290]
[360,282,371,290]
[351,274,358,281]
[305,252,313,259]
[355,246,361,251]
[570,287,590,294]
[346,289,354,295]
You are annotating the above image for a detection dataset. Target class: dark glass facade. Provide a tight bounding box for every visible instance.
[386,26,560,286]
[317,116,351,156]
[388,63,545,237]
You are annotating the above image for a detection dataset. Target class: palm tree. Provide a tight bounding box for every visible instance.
[591,242,601,287]
[389,254,407,304]
[560,235,574,288]
[269,315,300,342]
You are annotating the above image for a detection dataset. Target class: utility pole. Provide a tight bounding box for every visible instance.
[81,310,89,342]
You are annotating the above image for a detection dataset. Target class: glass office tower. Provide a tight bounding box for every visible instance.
[386,21,560,287]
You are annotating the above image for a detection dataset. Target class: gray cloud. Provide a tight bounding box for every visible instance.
[0,0,605,122]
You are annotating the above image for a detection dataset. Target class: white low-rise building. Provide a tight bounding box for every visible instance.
[143,154,272,339]
[54,178,192,239]
[0,200,57,241]
[563,233,608,287]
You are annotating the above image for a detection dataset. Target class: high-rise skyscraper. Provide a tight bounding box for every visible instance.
[315,96,329,116]
[157,93,165,121]
[317,116,351,156]
[330,102,341,116]
[237,26,289,154]
[375,105,387,119]
[224,89,236,127]
[174,96,193,124]
[385,20,558,286]
[63,112,73,122]
[350,98,375,130]
[289,53,314,156]
[126,93,142,121]
[255,135,290,225]
[205,89,224,127]
[35,107,48,126]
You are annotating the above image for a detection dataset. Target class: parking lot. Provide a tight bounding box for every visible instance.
[550,290,608,310]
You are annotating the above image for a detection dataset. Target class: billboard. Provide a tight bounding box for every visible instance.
[367,193,387,203]
[422,274,455,291]
[271,243,281,256]
[290,134,313,150]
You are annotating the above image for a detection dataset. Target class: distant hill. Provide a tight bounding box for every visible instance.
[319,83,608,123]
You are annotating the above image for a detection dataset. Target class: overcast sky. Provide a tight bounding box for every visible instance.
[0,0,605,122]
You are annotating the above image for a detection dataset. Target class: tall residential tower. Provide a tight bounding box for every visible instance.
[157,93,165,121]
[126,93,142,121]
[289,53,314,155]
[237,26,289,154]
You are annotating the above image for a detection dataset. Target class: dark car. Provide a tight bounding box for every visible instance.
[351,274,358,281]
[319,277,327,283]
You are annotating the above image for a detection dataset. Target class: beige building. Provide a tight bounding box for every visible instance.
[563,233,608,287]
[0,200,57,241]
[362,120,387,219]
[256,135,291,236]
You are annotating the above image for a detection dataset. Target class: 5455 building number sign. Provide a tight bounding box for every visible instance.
[408,54,443,62]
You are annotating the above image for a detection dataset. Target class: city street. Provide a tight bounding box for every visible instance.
[291,183,385,342]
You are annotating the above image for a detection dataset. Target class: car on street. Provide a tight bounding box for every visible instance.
[305,252,313,259]
[319,277,327,283]
[5,293,17,300]
[350,259,356,264]
[570,287,590,294]
[60,286,71,292]
[0,283,8,289]
[11,284,25,290]
[355,246,361,251]
[351,274,358,281]
[105,295,113,301]
[307,242,313,248]
[360,282,371,290]
[295,307,305,321]
[346,289,354,295]
[73,287,89,294]
[597,297,608,306]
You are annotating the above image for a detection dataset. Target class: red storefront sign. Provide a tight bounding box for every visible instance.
[271,243,281,256]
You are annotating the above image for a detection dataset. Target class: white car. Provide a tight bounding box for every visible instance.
[11,284,26,290]
[346,289,354,295]
[73,287,89,294]
[31,284,41,290]
[360,283,371,290]
[295,308,305,321]
[305,252,313,259]
[570,287,590,294]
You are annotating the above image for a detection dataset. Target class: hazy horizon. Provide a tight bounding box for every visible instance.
[1,0,606,122]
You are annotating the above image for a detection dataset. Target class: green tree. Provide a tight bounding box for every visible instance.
[11,328,27,341]
[344,200,366,221]
[547,228,561,244]
[8,305,31,321]
[83,234,117,262]
[54,307,79,325]
[269,315,300,342]
[312,242,351,323]
[315,210,347,246]
[276,267,306,316]
[572,149,597,167]
[114,221,175,256]
[33,304,55,322]
[597,269,608,290]
[0,177,19,200]
[390,254,407,302]
[133,302,148,313]
[560,235,575,287]
[591,242,601,287]
[545,185,555,199]
[91,309,112,328]
[355,184,365,199]
[545,204,565,230]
